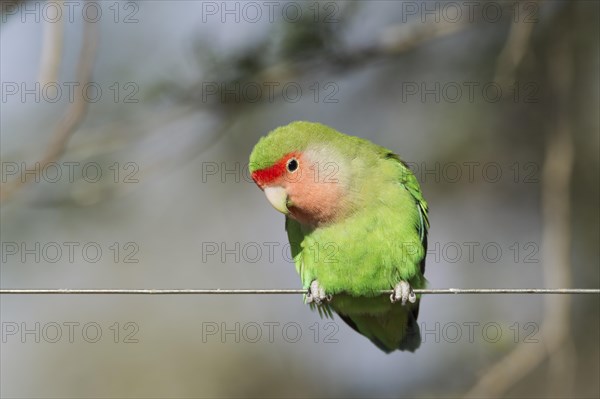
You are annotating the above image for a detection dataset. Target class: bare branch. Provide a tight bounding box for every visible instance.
[38,1,65,85]
[0,13,98,204]
[494,1,540,85]
[465,22,575,399]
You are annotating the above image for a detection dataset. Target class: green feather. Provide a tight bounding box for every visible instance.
[250,121,429,352]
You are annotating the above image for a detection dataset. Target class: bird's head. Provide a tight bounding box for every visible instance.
[249,121,356,226]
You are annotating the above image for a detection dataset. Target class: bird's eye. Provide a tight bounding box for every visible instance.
[286,158,299,173]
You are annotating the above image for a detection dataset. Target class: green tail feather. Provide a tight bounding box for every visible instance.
[317,294,422,353]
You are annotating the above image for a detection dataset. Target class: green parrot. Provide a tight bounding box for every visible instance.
[249,121,429,352]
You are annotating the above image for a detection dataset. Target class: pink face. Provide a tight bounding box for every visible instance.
[251,152,347,226]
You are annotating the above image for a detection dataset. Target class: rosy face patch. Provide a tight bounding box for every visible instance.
[251,148,349,226]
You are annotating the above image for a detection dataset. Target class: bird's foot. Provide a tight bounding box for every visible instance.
[391,281,416,305]
[306,280,332,305]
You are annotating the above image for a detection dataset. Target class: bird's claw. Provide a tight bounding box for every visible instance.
[391,281,416,305]
[306,280,332,304]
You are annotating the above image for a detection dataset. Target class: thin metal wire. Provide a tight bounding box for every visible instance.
[0,288,598,295]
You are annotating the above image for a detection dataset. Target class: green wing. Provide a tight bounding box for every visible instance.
[285,216,306,285]
[390,154,429,273]
[285,216,334,317]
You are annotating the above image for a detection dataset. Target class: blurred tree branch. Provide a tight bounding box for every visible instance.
[0,8,98,204]
[465,10,576,398]
[494,0,540,86]
[1,6,472,205]
[183,17,469,106]
[137,17,472,189]
[38,0,65,84]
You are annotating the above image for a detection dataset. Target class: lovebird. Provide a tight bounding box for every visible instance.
[249,121,429,352]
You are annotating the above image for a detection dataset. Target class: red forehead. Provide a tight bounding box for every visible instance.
[251,152,299,187]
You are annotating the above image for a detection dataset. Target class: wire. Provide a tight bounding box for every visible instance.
[0,288,598,295]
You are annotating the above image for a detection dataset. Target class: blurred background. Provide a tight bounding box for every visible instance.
[1,1,598,398]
